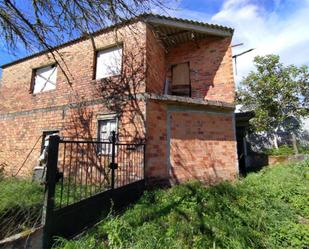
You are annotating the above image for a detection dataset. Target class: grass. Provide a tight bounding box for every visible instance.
[266,145,309,156]
[0,178,43,214]
[55,160,309,249]
[0,176,106,239]
[0,178,44,239]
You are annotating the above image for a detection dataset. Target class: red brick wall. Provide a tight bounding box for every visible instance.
[0,20,237,183]
[0,101,145,176]
[146,25,166,94]
[145,101,169,183]
[169,110,237,183]
[146,100,238,184]
[0,22,147,176]
[0,22,146,114]
[165,36,235,103]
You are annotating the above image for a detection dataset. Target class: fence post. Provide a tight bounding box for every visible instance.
[110,131,116,190]
[42,135,60,249]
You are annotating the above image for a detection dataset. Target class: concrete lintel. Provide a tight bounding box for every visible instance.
[145,93,235,111]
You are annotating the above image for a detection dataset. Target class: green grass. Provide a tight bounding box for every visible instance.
[0,178,44,239]
[0,178,43,214]
[55,160,309,249]
[265,145,309,156]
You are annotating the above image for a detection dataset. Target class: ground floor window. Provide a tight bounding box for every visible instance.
[41,130,59,153]
[98,116,117,154]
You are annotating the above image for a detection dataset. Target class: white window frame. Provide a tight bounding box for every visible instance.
[95,46,123,80]
[32,64,57,94]
[97,114,118,155]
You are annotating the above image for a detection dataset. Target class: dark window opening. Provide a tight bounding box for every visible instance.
[41,130,59,153]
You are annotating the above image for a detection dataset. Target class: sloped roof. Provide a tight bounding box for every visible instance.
[1,13,233,68]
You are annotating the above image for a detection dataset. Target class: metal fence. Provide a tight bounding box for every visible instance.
[42,131,145,248]
[55,134,145,208]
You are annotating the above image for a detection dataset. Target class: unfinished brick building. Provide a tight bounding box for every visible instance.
[0,14,238,185]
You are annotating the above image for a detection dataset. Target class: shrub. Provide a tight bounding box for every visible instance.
[55,160,309,249]
[0,178,44,239]
[265,145,295,155]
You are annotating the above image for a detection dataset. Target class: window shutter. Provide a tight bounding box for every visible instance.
[96,46,122,79]
[171,62,191,96]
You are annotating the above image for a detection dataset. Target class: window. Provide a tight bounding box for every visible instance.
[95,46,122,79]
[171,62,191,96]
[98,117,117,154]
[32,65,57,94]
[41,130,59,153]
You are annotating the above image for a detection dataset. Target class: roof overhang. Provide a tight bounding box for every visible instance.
[1,14,234,68]
[145,16,233,38]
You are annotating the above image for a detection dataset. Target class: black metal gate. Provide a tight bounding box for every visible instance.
[42,132,145,248]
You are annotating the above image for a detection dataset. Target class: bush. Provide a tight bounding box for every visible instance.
[55,161,309,249]
[0,178,44,239]
[265,145,295,155]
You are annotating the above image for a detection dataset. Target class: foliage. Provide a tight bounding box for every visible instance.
[265,145,295,155]
[299,146,309,154]
[55,160,309,249]
[237,55,309,147]
[266,145,309,156]
[0,178,43,213]
[0,0,166,55]
[0,178,44,239]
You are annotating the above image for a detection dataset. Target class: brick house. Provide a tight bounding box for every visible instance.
[0,14,238,185]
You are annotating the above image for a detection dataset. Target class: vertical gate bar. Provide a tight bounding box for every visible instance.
[143,144,146,179]
[42,135,60,249]
[80,143,84,200]
[85,143,89,198]
[59,142,66,208]
[89,143,94,195]
[66,143,73,206]
[95,142,98,193]
[74,143,78,202]
[111,131,116,190]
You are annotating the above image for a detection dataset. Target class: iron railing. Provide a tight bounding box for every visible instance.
[55,131,145,208]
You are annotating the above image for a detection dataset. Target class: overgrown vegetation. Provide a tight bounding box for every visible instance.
[266,145,309,155]
[55,160,309,249]
[0,178,44,239]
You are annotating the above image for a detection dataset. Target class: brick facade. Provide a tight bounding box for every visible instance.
[0,15,238,184]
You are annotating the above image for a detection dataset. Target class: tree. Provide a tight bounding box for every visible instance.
[0,0,166,54]
[237,54,309,151]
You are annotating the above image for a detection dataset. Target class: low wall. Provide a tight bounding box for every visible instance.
[0,226,43,249]
[268,154,309,166]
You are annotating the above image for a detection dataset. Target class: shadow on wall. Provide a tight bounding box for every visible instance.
[56,44,148,187]
[62,44,147,143]
[165,36,230,100]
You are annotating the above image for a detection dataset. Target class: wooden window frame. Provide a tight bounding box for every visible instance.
[170,61,192,97]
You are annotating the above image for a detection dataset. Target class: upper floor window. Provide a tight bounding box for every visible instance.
[95,46,122,80]
[171,62,191,97]
[31,64,57,94]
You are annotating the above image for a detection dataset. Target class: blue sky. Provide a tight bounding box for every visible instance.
[1,0,309,83]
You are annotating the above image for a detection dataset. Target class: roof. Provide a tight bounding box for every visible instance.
[1,13,234,68]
